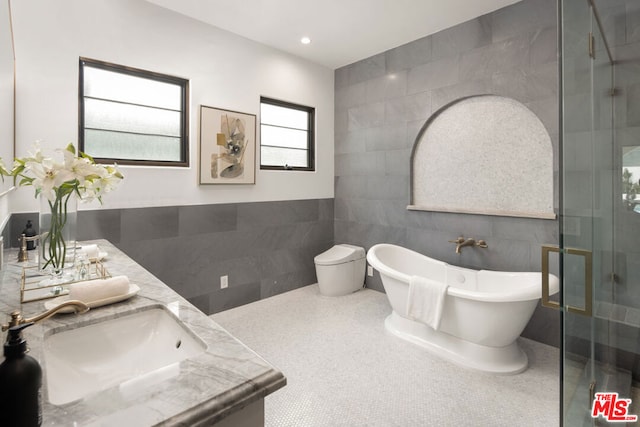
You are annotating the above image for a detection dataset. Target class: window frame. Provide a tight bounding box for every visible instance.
[259,96,315,172]
[78,57,189,167]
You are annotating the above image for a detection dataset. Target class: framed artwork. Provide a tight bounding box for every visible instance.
[199,105,256,184]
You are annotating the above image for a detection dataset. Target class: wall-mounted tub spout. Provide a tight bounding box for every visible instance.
[448,236,488,254]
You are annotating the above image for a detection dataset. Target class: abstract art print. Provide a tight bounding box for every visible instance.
[199,105,256,184]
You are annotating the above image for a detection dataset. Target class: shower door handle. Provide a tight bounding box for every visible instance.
[541,245,561,311]
[541,245,593,317]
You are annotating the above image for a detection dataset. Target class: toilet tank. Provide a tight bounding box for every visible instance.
[314,244,366,296]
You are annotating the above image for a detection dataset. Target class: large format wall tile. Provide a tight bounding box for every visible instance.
[407,56,460,95]
[121,206,179,242]
[177,204,237,236]
[347,53,386,86]
[385,36,432,73]
[431,16,493,60]
[9,198,333,315]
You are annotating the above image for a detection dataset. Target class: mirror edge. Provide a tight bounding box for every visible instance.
[0,0,16,197]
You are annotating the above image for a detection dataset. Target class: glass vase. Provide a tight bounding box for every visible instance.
[39,192,77,283]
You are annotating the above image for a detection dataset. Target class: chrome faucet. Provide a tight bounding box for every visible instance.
[448,236,488,254]
[2,300,90,332]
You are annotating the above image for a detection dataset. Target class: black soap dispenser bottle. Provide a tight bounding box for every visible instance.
[22,220,37,250]
[0,322,42,427]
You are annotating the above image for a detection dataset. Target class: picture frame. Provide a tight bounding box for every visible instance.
[199,105,256,185]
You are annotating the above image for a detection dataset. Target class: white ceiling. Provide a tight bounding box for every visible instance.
[146,0,522,69]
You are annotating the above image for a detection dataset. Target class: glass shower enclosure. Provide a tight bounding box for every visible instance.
[558,0,639,425]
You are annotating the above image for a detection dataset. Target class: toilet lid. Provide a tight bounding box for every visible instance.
[314,244,365,266]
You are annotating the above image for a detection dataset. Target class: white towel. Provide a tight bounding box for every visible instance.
[68,275,130,303]
[406,275,448,330]
[78,244,100,260]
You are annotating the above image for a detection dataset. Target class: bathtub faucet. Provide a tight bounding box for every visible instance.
[448,236,488,254]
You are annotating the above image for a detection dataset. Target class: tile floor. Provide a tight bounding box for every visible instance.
[212,284,563,426]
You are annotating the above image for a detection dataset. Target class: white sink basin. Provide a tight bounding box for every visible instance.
[44,306,207,405]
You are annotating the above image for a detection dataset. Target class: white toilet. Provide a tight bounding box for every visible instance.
[314,244,366,296]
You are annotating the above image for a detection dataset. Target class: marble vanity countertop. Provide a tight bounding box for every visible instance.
[0,240,286,426]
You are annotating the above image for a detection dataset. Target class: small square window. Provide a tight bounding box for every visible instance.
[79,58,189,166]
[260,97,315,171]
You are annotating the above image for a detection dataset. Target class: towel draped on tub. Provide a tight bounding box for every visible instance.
[406,275,448,330]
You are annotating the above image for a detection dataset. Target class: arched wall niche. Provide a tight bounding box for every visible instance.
[409,94,555,219]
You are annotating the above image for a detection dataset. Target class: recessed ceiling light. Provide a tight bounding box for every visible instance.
[300,37,311,45]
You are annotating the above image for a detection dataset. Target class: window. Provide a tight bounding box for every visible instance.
[79,58,189,166]
[260,97,315,171]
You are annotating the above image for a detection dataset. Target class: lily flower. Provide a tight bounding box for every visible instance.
[12,142,123,204]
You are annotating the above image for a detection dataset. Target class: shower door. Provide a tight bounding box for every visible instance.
[558,0,621,425]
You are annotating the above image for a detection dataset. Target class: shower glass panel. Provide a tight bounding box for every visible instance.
[560,0,628,425]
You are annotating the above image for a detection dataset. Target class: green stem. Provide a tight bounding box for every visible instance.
[42,191,72,271]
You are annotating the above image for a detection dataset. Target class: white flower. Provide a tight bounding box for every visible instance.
[63,148,100,184]
[25,157,75,202]
[81,165,123,203]
[12,142,123,204]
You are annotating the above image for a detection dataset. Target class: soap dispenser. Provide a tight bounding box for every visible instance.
[22,220,37,250]
[0,322,42,426]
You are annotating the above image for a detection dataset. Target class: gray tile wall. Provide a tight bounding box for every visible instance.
[9,198,334,314]
[334,0,561,347]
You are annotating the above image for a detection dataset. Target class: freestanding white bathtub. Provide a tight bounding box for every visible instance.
[366,243,559,374]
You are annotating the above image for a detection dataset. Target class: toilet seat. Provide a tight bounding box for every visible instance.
[314,244,365,266]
